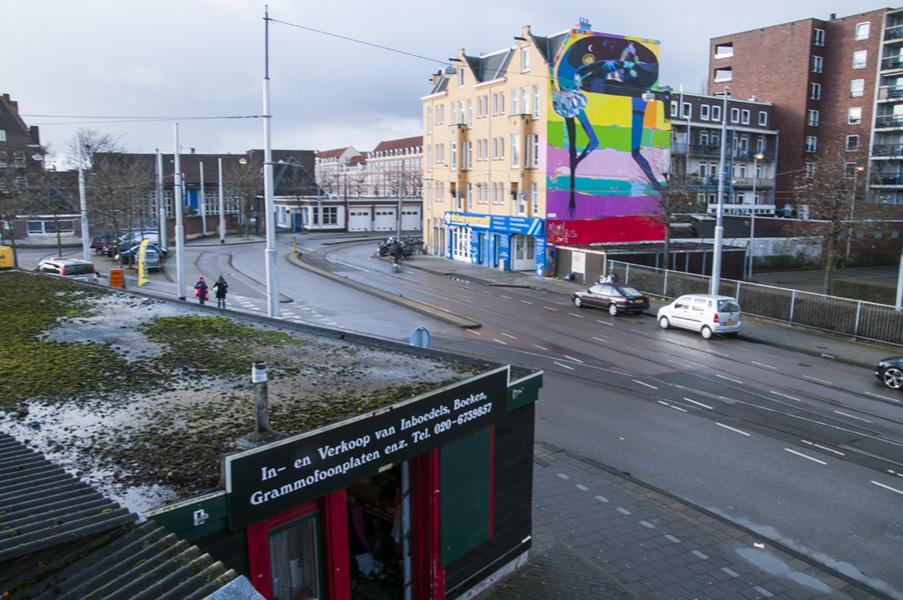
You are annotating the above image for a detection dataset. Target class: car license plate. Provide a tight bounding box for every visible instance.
[635,299,645,304]
[725,321,735,326]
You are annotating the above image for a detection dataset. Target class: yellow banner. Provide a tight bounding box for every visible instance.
[137,238,150,286]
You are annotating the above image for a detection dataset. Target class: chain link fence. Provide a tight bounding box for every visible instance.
[606,260,903,346]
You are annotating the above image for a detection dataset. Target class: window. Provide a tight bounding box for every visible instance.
[498,92,505,114]
[758,111,768,127]
[699,131,709,145]
[855,22,870,41]
[814,28,825,46]
[466,141,473,170]
[532,85,540,117]
[521,46,530,72]
[807,109,820,126]
[492,93,498,115]
[450,142,457,169]
[530,134,540,168]
[714,67,732,82]
[730,107,740,123]
[812,55,823,73]
[700,104,710,120]
[740,109,750,125]
[843,162,858,178]
[756,136,765,154]
[714,42,733,58]
[711,104,722,121]
[809,82,821,100]
[530,182,538,215]
[511,89,518,114]
[521,86,529,114]
[850,79,864,98]
[0,130,5,142]
[738,136,748,154]
[466,99,473,127]
[805,136,817,152]
[458,68,465,87]
[845,135,859,151]
[497,137,504,159]
[435,143,445,163]
[511,134,520,167]
[681,103,692,119]
[492,138,498,160]
[321,207,338,224]
[14,152,25,167]
[670,101,678,118]
[437,104,444,124]
[852,50,867,69]
[848,107,862,124]
[804,162,817,179]
[426,106,432,129]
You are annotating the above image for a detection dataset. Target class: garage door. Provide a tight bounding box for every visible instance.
[374,208,396,231]
[401,207,422,231]
[348,208,372,232]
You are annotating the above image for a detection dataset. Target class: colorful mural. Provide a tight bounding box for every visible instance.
[547,23,670,227]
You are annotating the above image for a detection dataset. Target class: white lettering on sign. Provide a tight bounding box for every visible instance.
[317,435,371,460]
[453,392,488,411]
[374,426,396,439]
[250,449,383,505]
[293,456,312,469]
[400,404,451,431]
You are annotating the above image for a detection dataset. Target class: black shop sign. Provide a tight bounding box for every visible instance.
[225,366,509,528]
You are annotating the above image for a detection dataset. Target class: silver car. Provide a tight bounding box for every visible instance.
[657,294,742,339]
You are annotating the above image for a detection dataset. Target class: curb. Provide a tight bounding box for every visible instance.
[286,252,481,329]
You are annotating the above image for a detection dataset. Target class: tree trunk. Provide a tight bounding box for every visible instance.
[823,235,836,295]
[55,212,62,257]
[9,230,19,269]
[663,209,671,271]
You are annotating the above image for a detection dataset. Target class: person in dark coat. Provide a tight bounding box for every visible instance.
[212,275,229,309]
[194,276,209,305]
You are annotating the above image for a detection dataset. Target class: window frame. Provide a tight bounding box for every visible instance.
[758,111,768,126]
[847,107,862,125]
[854,22,870,41]
[812,55,823,73]
[805,136,818,153]
[699,104,710,121]
[814,28,825,47]
[849,79,864,98]
[852,50,867,70]
[809,82,822,100]
[845,134,859,151]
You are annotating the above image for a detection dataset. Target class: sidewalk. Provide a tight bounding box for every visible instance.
[481,444,882,600]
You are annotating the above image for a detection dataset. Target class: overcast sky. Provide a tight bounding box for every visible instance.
[3,0,877,165]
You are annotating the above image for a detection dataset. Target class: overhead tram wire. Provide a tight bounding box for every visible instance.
[22,114,263,126]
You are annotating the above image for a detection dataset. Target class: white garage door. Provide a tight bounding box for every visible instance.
[401,207,421,231]
[348,208,372,232]
[374,208,396,231]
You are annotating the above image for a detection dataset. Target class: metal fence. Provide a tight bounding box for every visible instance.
[606,259,903,346]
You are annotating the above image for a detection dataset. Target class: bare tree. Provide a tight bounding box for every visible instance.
[223,155,263,238]
[658,174,697,267]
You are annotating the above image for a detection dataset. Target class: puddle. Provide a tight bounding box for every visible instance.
[735,547,833,594]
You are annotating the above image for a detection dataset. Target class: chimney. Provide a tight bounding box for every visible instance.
[830,13,836,19]
[190,147,196,154]
[521,24,532,39]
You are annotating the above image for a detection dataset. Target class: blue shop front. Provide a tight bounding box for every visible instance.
[444,212,546,276]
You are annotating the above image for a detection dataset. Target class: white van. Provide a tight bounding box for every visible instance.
[657,294,741,339]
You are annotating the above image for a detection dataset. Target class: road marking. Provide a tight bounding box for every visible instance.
[481,290,492,295]
[595,495,609,503]
[683,397,713,410]
[576,484,588,492]
[833,410,872,423]
[498,294,511,300]
[520,300,533,305]
[753,586,774,599]
[563,354,584,364]
[592,336,608,343]
[467,329,481,335]
[692,550,709,560]
[633,379,658,390]
[865,391,899,403]
[596,320,613,326]
[872,481,903,496]
[657,400,670,407]
[616,508,631,515]
[721,567,740,578]
[501,332,517,339]
[770,390,802,402]
[716,422,750,437]
[667,358,696,368]
[532,344,549,351]
[803,374,831,385]
[492,338,508,346]
[751,361,777,370]
[784,448,826,465]
[670,405,688,413]
[553,361,575,371]
[543,306,558,312]
[801,440,845,456]
[664,534,681,543]
[639,520,655,529]
[568,312,584,318]
[557,473,570,480]
[628,328,643,334]
[714,373,743,385]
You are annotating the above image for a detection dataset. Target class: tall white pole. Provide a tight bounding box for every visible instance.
[710,88,728,295]
[748,154,760,279]
[397,158,405,238]
[174,123,186,300]
[218,157,226,244]
[156,149,166,250]
[262,5,279,317]
[77,143,90,261]
[199,161,207,237]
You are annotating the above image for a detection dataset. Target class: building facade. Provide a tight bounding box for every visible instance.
[669,92,779,215]
[708,9,892,204]
[422,19,671,275]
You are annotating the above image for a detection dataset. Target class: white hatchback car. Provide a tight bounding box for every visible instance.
[657,294,742,339]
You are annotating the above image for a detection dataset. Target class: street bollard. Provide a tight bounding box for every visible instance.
[251,362,271,436]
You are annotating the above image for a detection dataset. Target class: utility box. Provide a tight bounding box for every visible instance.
[109,268,125,288]
[0,246,13,269]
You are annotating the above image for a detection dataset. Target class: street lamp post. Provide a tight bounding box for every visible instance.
[218,158,226,244]
[845,165,866,260]
[747,152,764,279]
[710,87,729,295]
[77,143,90,261]
[174,123,186,300]
[261,5,279,317]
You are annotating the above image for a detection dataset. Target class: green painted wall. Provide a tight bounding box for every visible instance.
[439,426,491,566]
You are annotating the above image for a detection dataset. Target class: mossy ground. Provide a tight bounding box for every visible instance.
[0,272,484,502]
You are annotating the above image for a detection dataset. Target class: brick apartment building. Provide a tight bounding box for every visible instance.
[708,9,895,205]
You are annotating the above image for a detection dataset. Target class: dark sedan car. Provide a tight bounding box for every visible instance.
[875,357,903,390]
[571,283,649,316]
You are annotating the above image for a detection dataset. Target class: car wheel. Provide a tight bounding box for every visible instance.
[883,367,903,390]
[659,316,670,329]
[573,296,582,308]
[608,303,618,317]
[701,326,713,340]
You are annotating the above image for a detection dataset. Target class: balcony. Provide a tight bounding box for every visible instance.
[878,86,903,101]
[876,114,903,128]
[881,55,903,70]
[873,143,903,157]
[874,174,903,186]
[730,177,775,188]
[886,24,903,40]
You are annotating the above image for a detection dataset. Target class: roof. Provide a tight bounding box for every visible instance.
[0,433,237,598]
[0,94,31,137]
[315,147,350,159]
[372,136,422,153]
[530,31,570,64]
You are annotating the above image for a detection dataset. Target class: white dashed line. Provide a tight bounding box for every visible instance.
[716,422,750,437]
[592,336,608,343]
[639,520,655,529]
[833,410,872,423]
[714,373,743,385]
[632,379,658,390]
[492,338,508,346]
[595,495,609,503]
[543,306,558,312]
[692,550,709,560]
[667,358,696,368]
[664,534,681,543]
[751,361,777,370]
[803,374,831,385]
[467,329,481,335]
[499,294,511,299]
[532,344,549,351]
[721,567,740,578]
[562,355,584,364]
[501,332,517,339]
[596,320,613,326]
[657,400,670,407]
[557,473,570,480]
[520,300,533,305]
[616,507,631,515]
[784,448,827,465]
[800,440,845,456]
[683,397,713,410]
[669,405,688,413]
[481,290,492,295]
[770,390,803,402]
[568,312,584,318]
[575,484,589,492]
[553,361,575,371]
[871,480,903,496]
[865,391,899,403]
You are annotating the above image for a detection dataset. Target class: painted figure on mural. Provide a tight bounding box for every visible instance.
[552,34,669,216]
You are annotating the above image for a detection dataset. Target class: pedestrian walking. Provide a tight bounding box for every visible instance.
[194,276,209,305]
[213,275,229,309]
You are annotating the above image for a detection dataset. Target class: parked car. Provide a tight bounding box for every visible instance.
[571,283,649,316]
[116,243,166,269]
[875,357,903,390]
[90,236,113,254]
[35,257,99,283]
[657,294,742,339]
